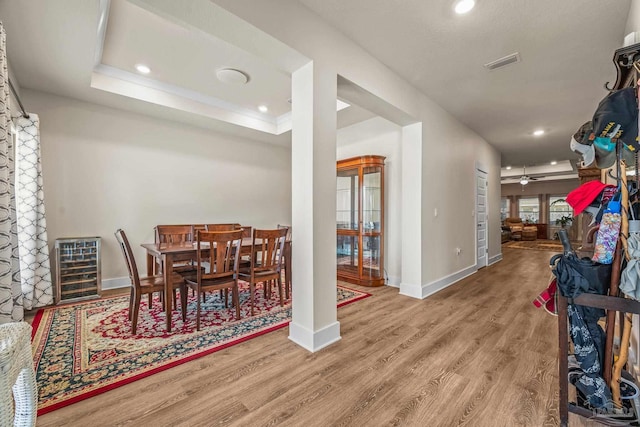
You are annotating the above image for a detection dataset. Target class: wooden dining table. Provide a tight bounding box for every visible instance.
[141,237,291,332]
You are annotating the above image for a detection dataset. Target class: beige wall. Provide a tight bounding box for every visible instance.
[24,89,291,286]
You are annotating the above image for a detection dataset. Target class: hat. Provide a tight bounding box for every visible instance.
[593,136,636,169]
[566,180,612,215]
[591,86,639,150]
[574,121,593,144]
[571,135,595,167]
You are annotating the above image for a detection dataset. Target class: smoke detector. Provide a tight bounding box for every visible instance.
[216,68,250,85]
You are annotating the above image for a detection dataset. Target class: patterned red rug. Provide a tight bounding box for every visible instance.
[31,283,370,415]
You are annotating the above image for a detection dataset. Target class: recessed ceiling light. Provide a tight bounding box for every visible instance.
[454,0,475,14]
[533,129,545,136]
[506,166,512,170]
[135,64,151,74]
[550,160,557,165]
[258,105,269,113]
[216,68,250,85]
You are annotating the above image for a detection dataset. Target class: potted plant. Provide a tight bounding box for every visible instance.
[550,198,573,239]
[555,214,573,229]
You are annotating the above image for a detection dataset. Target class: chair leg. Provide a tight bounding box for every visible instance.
[132,292,142,334]
[250,282,255,316]
[173,289,177,310]
[129,288,135,321]
[233,284,240,320]
[224,289,229,308]
[180,284,188,322]
[148,293,153,309]
[196,287,202,331]
[277,276,283,307]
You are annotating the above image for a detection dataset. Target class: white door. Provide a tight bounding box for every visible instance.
[476,169,488,268]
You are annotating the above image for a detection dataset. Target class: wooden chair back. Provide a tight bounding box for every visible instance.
[277,224,291,240]
[205,224,237,232]
[155,225,194,244]
[195,230,244,283]
[115,229,140,290]
[234,224,252,238]
[250,228,287,272]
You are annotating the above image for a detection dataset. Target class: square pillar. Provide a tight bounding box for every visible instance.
[289,61,340,351]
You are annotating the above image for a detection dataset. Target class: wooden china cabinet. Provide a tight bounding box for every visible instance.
[336,155,385,287]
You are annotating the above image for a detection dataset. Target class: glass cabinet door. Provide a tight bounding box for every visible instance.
[362,165,382,281]
[337,167,359,278]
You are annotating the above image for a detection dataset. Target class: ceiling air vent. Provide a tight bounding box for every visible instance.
[484,52,521,71]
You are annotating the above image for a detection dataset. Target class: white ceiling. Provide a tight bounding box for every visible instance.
[0,0,635,174]
[103,0,293,117]
[300,0,632,169]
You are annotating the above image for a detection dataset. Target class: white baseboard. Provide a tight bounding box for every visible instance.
[399,264,477,300]
[101,276,130,290]
[288,321,341,352]
[488,253,503,266]
[386,276,401,288]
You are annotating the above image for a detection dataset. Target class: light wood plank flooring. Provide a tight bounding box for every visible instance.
[35,248,600,426]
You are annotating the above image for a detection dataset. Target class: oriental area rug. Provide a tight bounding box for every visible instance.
[502,239,565,252]
[31,283,370,415]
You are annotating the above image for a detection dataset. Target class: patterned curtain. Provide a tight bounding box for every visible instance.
[0,22,23,323]
[16,114,53,310]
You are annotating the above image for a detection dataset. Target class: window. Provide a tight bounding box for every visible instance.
[500,198,510,222]
[550,196,572,225]
[518,197,539,223]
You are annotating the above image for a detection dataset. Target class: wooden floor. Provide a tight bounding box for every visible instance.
[36,248,600,426]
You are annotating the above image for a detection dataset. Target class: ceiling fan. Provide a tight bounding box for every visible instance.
[519,165,538,186]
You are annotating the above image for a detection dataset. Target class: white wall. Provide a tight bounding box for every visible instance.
[23,89,291,285]
[337,117,402,285]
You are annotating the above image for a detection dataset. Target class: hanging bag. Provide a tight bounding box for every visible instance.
[592,191,622,264]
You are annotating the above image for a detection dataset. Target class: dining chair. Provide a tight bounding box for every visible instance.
[155,224,201,303]
[239,228,288,316]
[181,229,244,330]
[203,225,241,301]
[154,224,198,272]
[115,229,185,334]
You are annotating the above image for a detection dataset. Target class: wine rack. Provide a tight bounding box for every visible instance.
[54,237,101,304]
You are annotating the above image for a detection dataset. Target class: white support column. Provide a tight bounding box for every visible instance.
[289,61,340,352]
[399,123,423,298]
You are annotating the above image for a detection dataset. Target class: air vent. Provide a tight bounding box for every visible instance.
[484,52,521,70]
